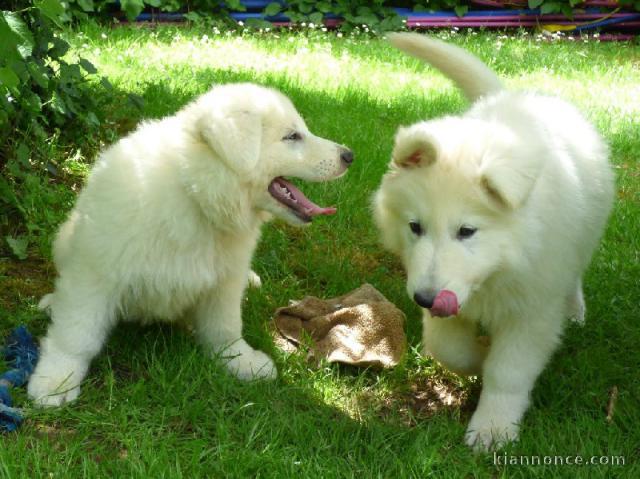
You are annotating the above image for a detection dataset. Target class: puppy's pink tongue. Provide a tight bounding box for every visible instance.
[430,290,459,317]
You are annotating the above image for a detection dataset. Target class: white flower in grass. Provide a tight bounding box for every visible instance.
[321,27,327,32]
[7,95,13,103]
[309,23,315,29]
[238,21,244,26]
[101,33,107,39]
[337,32,343,38]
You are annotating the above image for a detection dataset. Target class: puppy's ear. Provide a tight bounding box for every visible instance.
[198,109,262,175]
[391,126,437,169]
[479,153,543,209]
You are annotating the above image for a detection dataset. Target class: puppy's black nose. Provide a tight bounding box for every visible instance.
[340,149,354,166]
[413,290,437,309]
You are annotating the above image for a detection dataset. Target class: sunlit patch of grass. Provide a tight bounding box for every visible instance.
[1,23,639,477]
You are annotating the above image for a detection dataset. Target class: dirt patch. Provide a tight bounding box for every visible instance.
[359,375,480,427]
[0,257,54,312]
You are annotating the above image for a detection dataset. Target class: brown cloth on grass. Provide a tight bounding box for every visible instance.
[272,284,406,368]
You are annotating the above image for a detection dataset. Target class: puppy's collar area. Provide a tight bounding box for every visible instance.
[268,177,336,223]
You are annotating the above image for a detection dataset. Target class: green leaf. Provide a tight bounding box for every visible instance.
[309,12,323,24]
[121,0,145,21]
[0,176,18,207]
[79,58,98,74]
[16,143,29,166]
[50,91,68,115]
[264,2,282,16]
[0,16,21,64]
[184,11,201,22]
[540,2,561,14]
[146,0,162,7]
[316,2,332,13]
[86,111,100,127]
[100,76,113,90]
[0,66,19,89]
[127,93,145,111]
[454,5,469,17]
[1,11,34,59]
[6,235,28,260]
[245,18,272,28]
[528,0,545,8]
[27,62,49,89]
[34,0,67,27]
[299,3,313,14]
[49,37,70,58]
[76,0,95,12]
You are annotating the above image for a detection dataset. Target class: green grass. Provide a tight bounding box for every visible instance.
[1,24,639,477]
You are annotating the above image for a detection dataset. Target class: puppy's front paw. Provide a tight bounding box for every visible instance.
[223,344,277,381]
[465,415,519,452]
[27,345,88,407]
[28,375,81,407]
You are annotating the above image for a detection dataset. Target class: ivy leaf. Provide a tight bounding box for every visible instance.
[309,11,323,24]
[28,66,49,89]
[0,66,20,89]
[454,5,469,17]
[16,142,30,166]
[316,2,332,13]
[0,177,18,207]
[0,16,21,64]
[76,0,95,12]
[127,92,145,110]
[34,0,67,27]
[2,11,34,59]
[528,0,545,8]
[121,0,145,21]
[79,58,97,74]
[264,2,282,16]
[540,2,561,14]
[6,235,29,260]
[100,76,113,90]
[146,0,162,7]
[245,18,272,28]
[184,11,201,22]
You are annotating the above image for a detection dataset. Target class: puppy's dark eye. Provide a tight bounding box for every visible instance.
[457,225,477,239]
[409,221,424,236]
[283,131,302,141]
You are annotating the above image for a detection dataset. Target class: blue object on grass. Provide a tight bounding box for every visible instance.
[0,326,39,433]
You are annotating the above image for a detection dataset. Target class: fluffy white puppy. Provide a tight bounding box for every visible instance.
[28,83,353,407]
[374,34,614,450]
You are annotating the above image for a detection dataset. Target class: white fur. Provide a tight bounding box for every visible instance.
[28,83,351,406]
[375,34,614,450]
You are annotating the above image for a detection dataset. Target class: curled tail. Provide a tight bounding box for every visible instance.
[388,32,503,102]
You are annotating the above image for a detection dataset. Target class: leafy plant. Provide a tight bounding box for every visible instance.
[1,0,106,258]
[263,0,405,32]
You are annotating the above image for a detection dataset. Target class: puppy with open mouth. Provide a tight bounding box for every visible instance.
[28,83,353,407]
[374,34,614,450]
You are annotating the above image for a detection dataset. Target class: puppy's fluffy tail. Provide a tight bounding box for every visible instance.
[388,32,503,102]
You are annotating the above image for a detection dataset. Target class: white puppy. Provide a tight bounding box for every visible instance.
[28,83,353,407]
[374,34,614,450]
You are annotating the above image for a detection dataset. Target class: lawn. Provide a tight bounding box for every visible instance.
[1,23,639,477]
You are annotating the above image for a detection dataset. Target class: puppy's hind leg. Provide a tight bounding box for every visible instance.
[28,273,117,407]
[194,273,276,381]
[566,279,585,325]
